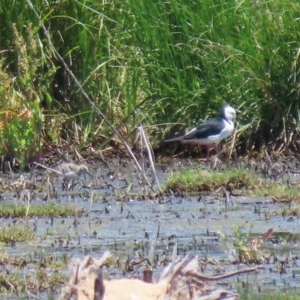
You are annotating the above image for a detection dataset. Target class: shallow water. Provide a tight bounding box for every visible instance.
[1,158,300,298]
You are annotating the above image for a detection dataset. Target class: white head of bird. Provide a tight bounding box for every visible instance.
[221,105,236,122]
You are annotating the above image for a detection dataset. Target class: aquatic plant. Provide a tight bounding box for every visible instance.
[164,167,259,194]
[0,203,80,218]
[164,165,300,201]
[230,226,273,263]
[0,223,35,243]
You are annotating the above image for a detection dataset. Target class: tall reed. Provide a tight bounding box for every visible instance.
[0,0,299,160]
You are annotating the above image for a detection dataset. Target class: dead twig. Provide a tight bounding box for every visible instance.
[186,265,260,282]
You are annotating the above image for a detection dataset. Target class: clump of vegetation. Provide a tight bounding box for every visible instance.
[222,225,273,264]
[0,223,35,243]
[164,166,300,201]
[257,184,300,201]
[0,254,69,295]
[0,203,80,218]
[238,286,300,300]
[164,167,260,194]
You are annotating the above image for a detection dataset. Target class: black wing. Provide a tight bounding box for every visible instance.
[182,117,225,140]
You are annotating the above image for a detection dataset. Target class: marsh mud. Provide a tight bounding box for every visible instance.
[1,156,300,299]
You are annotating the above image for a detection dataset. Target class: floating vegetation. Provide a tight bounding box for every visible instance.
[0,203,82,218]
[0,223,35,243]
[258,184,300,202]
[164,167,300,202]
[164,167,261,194]
[230,226,273,264]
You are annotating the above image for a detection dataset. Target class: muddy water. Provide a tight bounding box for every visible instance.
[1,158,300,298]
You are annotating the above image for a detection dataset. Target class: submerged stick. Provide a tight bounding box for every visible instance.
[138,125,161,192]
[229,127,237,158]
[33,162,61,175]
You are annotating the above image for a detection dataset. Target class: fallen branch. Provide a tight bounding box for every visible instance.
[60,252,250,300]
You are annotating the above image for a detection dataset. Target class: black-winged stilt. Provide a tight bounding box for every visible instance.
[164,105,236,156]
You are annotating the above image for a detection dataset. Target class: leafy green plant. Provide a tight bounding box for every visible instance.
[0,23,55,167]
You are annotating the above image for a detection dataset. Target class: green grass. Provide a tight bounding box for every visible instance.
[239,289,300,300]
[256,183,300,200]
[164,167,259,193]
[164,167,300,201]
[0,203,80,218]
[0,224,35,243]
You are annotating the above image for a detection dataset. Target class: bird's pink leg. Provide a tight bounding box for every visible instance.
[202,144,213,164]
[214,144,220,155]
[205,144,220,165]
[206,145,211,160]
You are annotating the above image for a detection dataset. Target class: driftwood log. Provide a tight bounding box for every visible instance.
[60,251,257,300]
